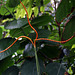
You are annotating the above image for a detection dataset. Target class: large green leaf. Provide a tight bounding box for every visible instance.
[39,45,60,58]
[31,14,53,27]
[45,62,65,75]
[9,14,52,37]
[5,18,28,29]
[10,27,31,37]
[62,16,75,40]
[56,0,72,23]
[20,58,44,75]
[37,40,60,46]
[29,29,51,39]
[6,0,21,8]
[9,14,53,37]
[0,56,14,75]
[2,66,19,75]
[0,38,20,60]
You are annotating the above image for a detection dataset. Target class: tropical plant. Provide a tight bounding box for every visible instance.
[0,0,75,75]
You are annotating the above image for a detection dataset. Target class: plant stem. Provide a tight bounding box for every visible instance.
[34,47,40,75]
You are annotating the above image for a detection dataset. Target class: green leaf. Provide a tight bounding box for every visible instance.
[0,27,2,39]
[36,0,41,6]
[27,7,32,18]
[62,37,75,46]
[37,40,60,46]
[6,0,21,8]
[56,0,72,22]
[10,27,31,37]
[45,62,65,75]
[39,45,60,58]
[71,0,75,7]
[0,38,20,60]
[62,16,75,40]
[29,0,34,7]
[26,14,53,28]
[0,6,14,15]
[69,48,75,63]
[23,43,35,57]
[31,14,53,27]
[5,18,28,29]
[0,56,14,75]
[20,58,44,75]
[19,39,29,50]
[15,7,25,19]
[40,6,45,12]
[29,29,51,39]
[34,6,38,17]
[44,0,50,5]
[2,66,19,75]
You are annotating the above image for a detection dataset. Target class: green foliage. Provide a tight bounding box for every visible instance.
[0,27,2,39]
[39,45,60,58]
[31,14,53,26]
[29,29,51,39]
[0,38,20,60]
[34,6,38,17]
[20,58,44,75]
[56,0,73,23]
[23,43,35,57]
[0,0,75,75]
[0,56,14,75]
[2,66,19,75]
[62,37,75,46]
[6,0,21,8]
[62,16,75,40]
[5,18,28,29]
[0,6,14,15]
[45,62,65,75]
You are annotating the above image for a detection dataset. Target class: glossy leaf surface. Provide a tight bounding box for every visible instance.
[0,38,20,60]
[20,58,44,75]
[5,18,28,29]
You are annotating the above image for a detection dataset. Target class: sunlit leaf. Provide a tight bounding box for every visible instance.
[0,6,14,15]
[34,6,38,17]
